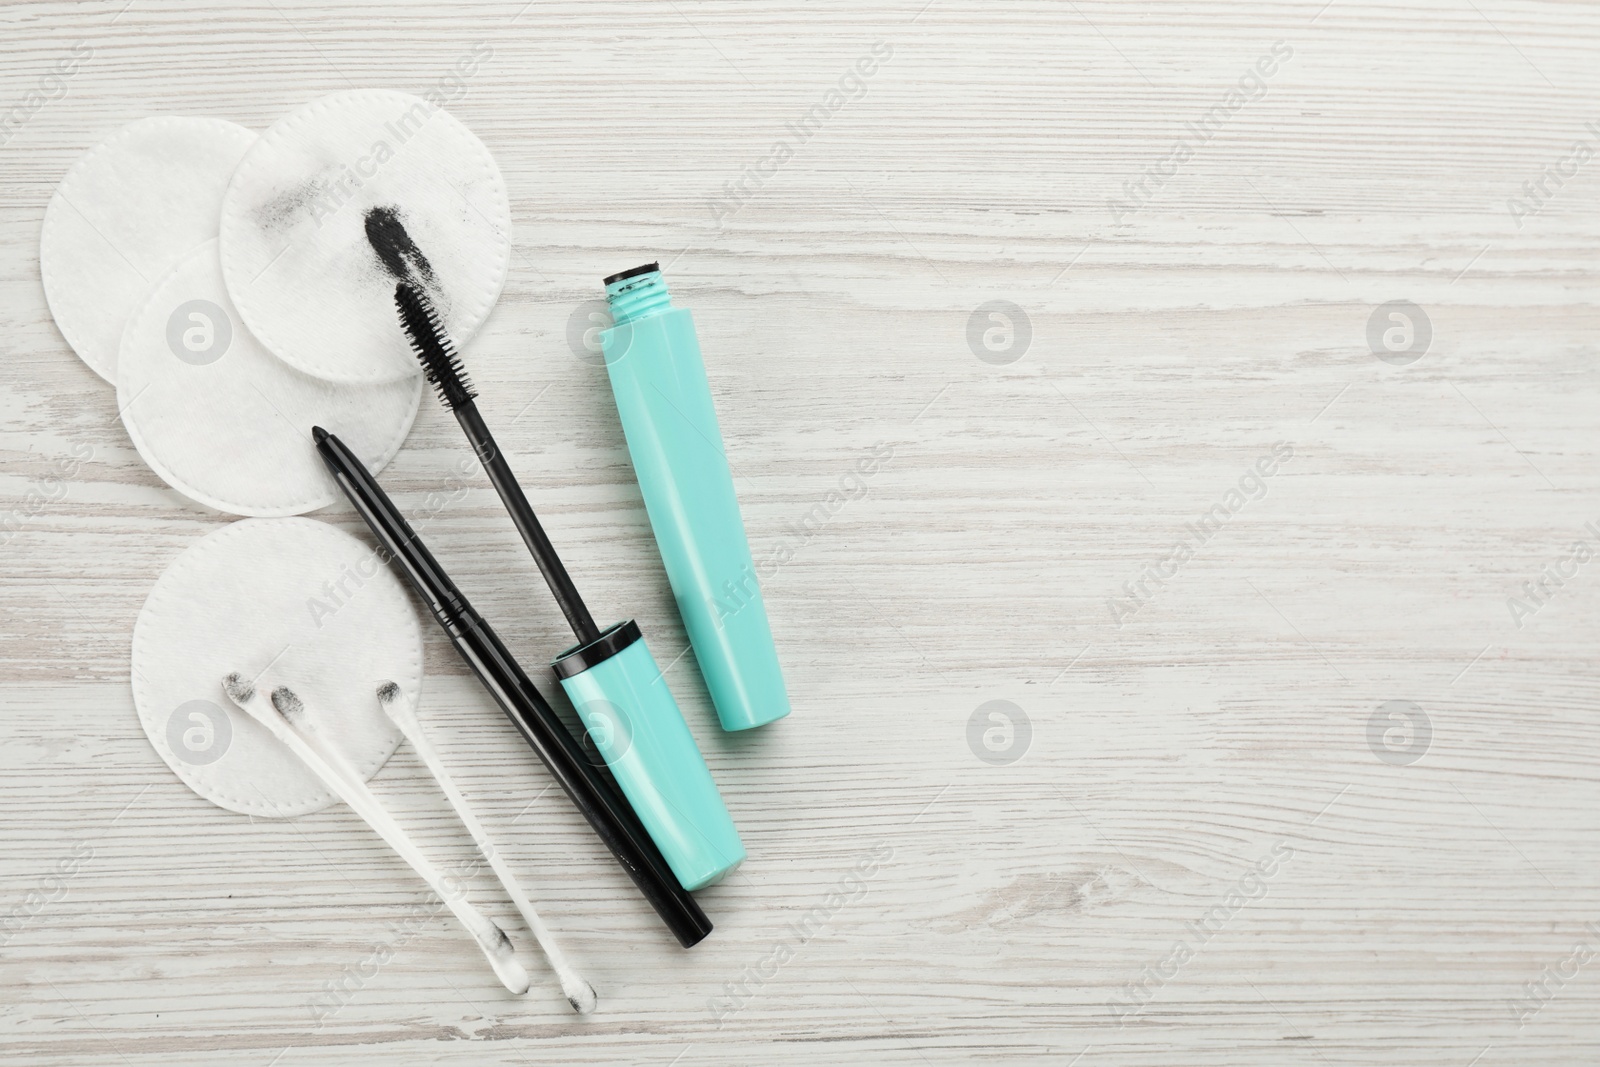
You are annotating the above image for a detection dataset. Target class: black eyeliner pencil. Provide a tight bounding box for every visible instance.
[312,426,712,948]
[394,283,601,646]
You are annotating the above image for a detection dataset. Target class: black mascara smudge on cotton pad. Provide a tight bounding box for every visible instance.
[364,205,438,288]
[254,179,327,233]
[363,204,453,328]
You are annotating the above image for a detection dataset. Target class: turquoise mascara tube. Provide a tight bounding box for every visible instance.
[554,621,744,890]
[599,264,791,732]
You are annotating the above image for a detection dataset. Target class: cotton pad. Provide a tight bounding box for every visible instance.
[132,517,424,818]
[41,116,257,384]
[118,240,421,517]
[218,89,511,384]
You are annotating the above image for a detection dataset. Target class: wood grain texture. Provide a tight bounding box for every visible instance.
[2,0,1599,1063]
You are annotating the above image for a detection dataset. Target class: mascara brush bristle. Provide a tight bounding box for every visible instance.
[395,282,475,409]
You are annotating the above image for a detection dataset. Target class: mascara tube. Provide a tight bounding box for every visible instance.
[553,621,745,890]
[598,264,790,732]
[313,426,713,947]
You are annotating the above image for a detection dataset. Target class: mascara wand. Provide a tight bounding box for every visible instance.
[393,284,747,894]
[395,282,600,646]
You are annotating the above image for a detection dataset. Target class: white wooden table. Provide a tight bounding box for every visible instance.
[3,1,1599,1063]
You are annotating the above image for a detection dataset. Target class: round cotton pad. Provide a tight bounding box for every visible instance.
[41,116,257,384]
[218,89,511,384]
[118,240,421,517]
[132,517,423,818]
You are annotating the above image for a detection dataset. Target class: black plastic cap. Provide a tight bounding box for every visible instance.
[603,262,660,286]
[552,619,642,680]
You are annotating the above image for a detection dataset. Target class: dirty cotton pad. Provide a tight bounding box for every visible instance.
[118,240,420,517]
[132,517,424,818]
[41,116,257,383]
[218,89,511,384]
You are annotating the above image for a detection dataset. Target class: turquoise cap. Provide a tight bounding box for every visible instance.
[554,620,744,890]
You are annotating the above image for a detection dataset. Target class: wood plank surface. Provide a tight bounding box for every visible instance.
[2,1,1598,1063]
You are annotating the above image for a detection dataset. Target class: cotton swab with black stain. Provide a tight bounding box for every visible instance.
[277,683,593,1013]
[262,683,546,1000]
[393,282,601,645]
[254,681,532,996]
[376,680,597,1014]
[220,673,531,996]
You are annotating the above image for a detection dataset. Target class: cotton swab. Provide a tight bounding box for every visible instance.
[221,673,531,996]
[375,681,597,1014]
